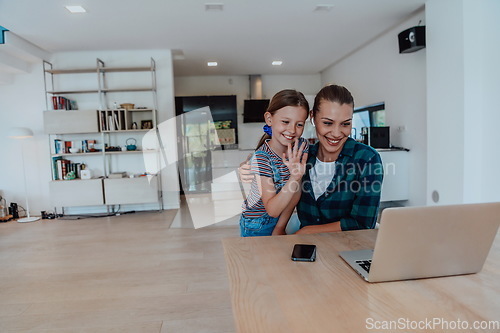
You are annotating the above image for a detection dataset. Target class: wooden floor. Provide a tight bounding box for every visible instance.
[0,209,239,332]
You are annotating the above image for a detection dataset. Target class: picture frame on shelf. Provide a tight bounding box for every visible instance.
[141,120,153,129]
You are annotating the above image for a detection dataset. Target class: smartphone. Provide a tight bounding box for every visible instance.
[291,244,316,262]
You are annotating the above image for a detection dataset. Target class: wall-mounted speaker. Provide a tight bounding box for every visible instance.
[398,26,426,53]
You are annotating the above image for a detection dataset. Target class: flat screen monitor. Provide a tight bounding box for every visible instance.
[243,99,270,123]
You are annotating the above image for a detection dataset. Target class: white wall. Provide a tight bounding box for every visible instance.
[0,49,179,217]
[174,74,321,149]
[321,10,427,206]
[426,0,500,205]
[426,0,464,205]
[479,0,500,202]
[0,63,47,215]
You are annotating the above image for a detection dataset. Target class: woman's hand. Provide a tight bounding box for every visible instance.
[238,154,254,183]
[283,139,308,181]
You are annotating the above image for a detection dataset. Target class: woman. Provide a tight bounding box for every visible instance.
[240,84,383,235]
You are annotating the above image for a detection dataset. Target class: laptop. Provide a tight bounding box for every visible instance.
[339,202,500,283]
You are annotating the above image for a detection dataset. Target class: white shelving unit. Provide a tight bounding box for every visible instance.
[42,58,163,213]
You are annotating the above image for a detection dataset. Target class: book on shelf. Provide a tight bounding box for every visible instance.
[52,96,78,110]
[56,159,64,180]
[76,163,82,178]
[108,115,115,131]
[64,141,71,153]
[53,157,83,180]
[61,160,68,179]
[54,139,62,154]
[100,112,107,131]
[52,156,62,180]
[119,112,125,130]
[54,139,98,154]
[100,110,129,131]
[108,172,127,179]
[87,140,96,152]
[68,162,82,178]
[81,140,87,153]
[113,113,120,130]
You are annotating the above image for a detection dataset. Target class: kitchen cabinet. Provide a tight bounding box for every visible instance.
[378,150,409,202]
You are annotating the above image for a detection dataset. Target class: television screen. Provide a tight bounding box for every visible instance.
[243,99,270,123]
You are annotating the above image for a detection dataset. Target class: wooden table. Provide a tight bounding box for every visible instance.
[222,230,500,332]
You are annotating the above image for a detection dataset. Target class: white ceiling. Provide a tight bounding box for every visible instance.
[0,0,425,76]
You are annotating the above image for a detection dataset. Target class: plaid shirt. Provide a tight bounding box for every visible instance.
[297,138,383,231]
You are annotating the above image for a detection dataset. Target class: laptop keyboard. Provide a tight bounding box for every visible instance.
[356,260,372,273]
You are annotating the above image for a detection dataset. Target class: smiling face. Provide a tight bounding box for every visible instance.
[313,100,353,162]
[265,106,308,153]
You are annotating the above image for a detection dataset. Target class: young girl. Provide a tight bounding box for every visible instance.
[240,89,310,237]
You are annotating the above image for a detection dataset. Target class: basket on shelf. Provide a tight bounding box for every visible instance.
[120,103,135,110]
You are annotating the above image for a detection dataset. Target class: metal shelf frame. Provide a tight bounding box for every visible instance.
[43,58,163,212]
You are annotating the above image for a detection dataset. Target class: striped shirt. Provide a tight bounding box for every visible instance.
[242,138,309,218]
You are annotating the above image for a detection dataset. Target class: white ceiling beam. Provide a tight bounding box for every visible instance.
[1,31,50,62]
[0,71,14,85]
[0,51,31,73]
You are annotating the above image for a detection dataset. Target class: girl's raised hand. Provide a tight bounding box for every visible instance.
[283,139,308,181]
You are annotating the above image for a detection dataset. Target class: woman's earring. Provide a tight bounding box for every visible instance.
[310,118,316,127]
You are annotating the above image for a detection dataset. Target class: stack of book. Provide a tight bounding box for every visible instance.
[52,157,84,180]
[52,96,78,110]
[108,172,127,179]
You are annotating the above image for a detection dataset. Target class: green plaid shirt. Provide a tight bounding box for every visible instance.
[297,138,383,231]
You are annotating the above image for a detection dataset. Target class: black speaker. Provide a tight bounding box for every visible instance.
[398,26,426,53]
[9,203,19,219]
[368,127,390,149]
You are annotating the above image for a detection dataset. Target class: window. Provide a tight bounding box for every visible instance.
[352,102,385,141]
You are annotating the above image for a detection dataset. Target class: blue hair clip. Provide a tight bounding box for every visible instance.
[263,125,272,136]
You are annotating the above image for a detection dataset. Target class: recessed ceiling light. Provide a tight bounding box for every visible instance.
[272,60,283,66]
[205,3,224,11]
[314,4,334,12]
[207,62,218,67]
[65,5,87,13]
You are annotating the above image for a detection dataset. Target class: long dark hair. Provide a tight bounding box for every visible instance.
[255,89,309,149]
[311,84,354,119]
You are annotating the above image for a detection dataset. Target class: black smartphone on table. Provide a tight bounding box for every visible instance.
[291,244,316,262]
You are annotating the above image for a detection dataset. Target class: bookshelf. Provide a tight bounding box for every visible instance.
[98,108,155,132]
[42,58,162,212]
